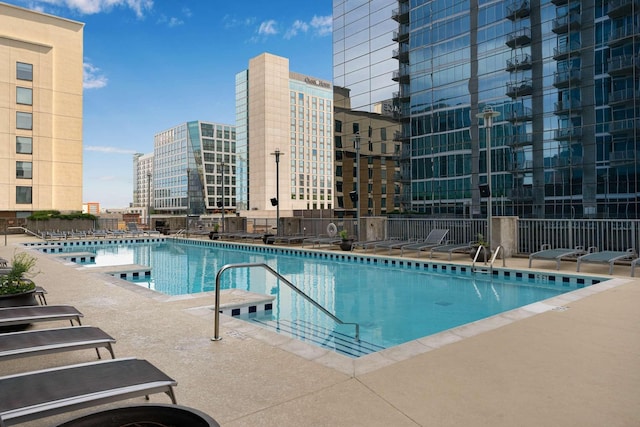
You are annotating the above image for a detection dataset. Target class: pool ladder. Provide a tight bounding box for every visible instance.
[472,245,505,275]
[210,262,360,342]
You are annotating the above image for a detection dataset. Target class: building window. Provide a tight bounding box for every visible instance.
[16,161,32,179]
[16,136,32,154]
[16,87,33,105]
[16,112,32,130]
[16,186,32,204]
[17,62,33,81]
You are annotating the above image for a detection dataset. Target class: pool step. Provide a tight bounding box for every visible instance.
[247,317,384,358]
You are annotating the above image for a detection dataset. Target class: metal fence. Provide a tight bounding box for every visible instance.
[7,215,640,255]
[518,219,640,254]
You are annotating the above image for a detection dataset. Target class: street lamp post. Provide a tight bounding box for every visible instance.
[476,106,500,250]
[271,149,283,236]
[354,134,360,240]
[220,163,225,233]
[146,172,151,229]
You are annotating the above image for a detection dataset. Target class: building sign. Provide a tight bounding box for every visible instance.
[304,77,331,88]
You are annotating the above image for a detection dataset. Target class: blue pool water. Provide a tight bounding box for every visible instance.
[60,240,594,356]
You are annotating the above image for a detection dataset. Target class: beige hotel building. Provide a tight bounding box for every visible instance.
[235,53,334,217]
[0,3,84,218]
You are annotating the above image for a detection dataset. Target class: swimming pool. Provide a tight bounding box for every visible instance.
[42,239,601,357]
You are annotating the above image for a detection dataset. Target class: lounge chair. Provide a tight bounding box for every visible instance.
[350,239,392,252]
[576,249,637,274]
[373,239,414,253]
[399,229,450,256]
[0,305,83,329]
[429,242,477,260]
[632,257,640,277]
[0,326,116,361]
[528,244,588,270]
[302,235,342,248]
[266,234,306,245]
[0,358,177,426]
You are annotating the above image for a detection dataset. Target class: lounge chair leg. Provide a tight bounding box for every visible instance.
[95,348,102,359]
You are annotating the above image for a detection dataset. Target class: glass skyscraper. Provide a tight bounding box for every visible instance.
[334,0,639,219]
[152,121,236,215]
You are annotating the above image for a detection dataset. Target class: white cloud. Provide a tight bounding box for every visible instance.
[83,62,108,89]
[157,14,183,27]
[28,0,153,18]
[310,15,332,36]
[284,19,309,40]
[258,19,278,36]
[85,146,138,154]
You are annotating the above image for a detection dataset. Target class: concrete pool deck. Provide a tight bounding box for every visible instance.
[1,234,639,426]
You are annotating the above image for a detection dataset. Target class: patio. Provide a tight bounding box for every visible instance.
[1,234,639,427]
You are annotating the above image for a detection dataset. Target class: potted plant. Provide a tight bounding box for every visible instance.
[470,233,490,261]
[209,223,220,240]
[339,230,353,251]
[0,252,40,327]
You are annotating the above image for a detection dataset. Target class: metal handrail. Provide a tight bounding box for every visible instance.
[211,263,360,342]
[472,245,505,274]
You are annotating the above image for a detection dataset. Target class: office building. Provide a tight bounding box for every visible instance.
[0,3,84,217]
[334,0,640,219]
[235,53,334,216]
[150,121,236,215]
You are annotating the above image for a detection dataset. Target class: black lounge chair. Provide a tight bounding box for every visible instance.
[350,239,391,252]
[400,229,450,256]
[528,245,588,270]
[266,234,306,244]
[0,305,83,329]
[0,326,116,361]
[576,249,637,274]
[429,242,477,260]
[302,235,341,248]
[0,358,177,426]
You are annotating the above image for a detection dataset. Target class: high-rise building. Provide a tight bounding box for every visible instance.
[0,3,84,217]
[150,121,236,215]
[334,0,640,219]
[235,53,334,215]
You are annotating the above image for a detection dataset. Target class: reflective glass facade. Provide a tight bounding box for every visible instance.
[334,0,640,219]
[153,121,236,215]
[333,1,403,217]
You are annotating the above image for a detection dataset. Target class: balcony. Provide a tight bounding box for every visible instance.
[553,41,581,60]
[609,149,640,164]
[552,157,584,167]
[506,28,531,48]
[552,13,581,34]
[392,68,410,83]
[506,53,532,72]
[507,106,533,122]
[507,133,533,147]
[551,0,568,4]
[506,79,533,98]
[610,118,640,134]
[607,0,640,18]
[506,0,531,20]
[392,24,409,42]
[392,45,409,62]
[393,131,409,142]
[608,25,640,47]
[609,88,639,106]
[608,55,640,76]
[510,160,534,172]
[554,99,582,115]
[507,187,533,201]
[555,127,582,140]
[391,5,409,24]
[393,90,409,102]
[553,68,581,88]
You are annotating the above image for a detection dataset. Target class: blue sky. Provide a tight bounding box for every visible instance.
[6,0,333,208]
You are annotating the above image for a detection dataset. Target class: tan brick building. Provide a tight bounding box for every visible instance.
[0,2,84,217]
